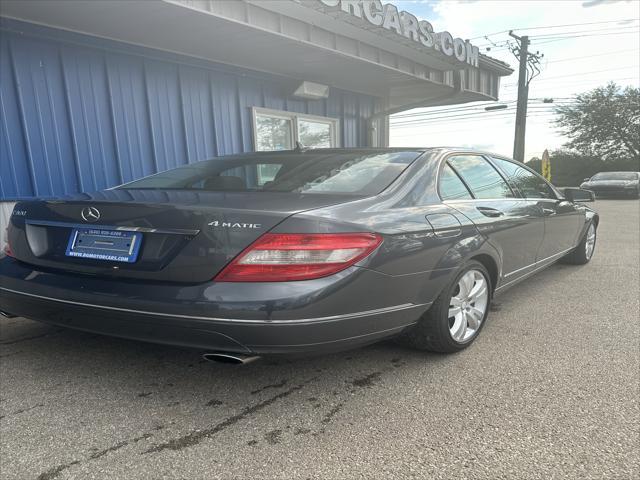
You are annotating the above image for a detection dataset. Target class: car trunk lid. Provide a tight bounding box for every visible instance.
[7,189,358,283]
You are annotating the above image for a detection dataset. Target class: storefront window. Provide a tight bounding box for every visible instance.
[253,107,338,152]
[298,119,332,148]
[255,114,294,151]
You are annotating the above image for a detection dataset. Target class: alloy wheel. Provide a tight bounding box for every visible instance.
[448,269,489,343]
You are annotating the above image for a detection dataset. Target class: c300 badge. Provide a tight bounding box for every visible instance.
[208,220,262,229]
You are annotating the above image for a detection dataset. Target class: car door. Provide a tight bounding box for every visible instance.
[439,154,545,281]
[488,156,582,263]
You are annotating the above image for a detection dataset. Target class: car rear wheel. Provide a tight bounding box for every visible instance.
[397,261,491,353]
[562,222,597,265]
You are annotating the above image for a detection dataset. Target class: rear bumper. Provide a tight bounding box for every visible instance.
[0,257,441,355]
[0,286,425,355]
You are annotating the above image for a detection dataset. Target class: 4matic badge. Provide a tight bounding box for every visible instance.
[208,220,262,229]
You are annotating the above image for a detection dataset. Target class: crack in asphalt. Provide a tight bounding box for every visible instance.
[264,428,283,444]
[321,402,345,425]
[240,365,395,444]
[37,460,81,480]
[0,403,44,420]
[32,364,394,476]
[36,432,157,480]
[250,379,288,395]
[89,433,153,460]
[351,371,382,388]
[144,379,315,454]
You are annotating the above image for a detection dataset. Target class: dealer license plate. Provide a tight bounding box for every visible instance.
[65,228,142,263]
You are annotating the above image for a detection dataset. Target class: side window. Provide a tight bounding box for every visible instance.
[490,157,557,199]
[448,155,514,199]
[440,164,473,200]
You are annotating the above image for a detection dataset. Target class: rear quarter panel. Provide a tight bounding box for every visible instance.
[276,152,502,306]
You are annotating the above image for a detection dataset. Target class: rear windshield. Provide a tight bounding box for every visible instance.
[118,151,423,195]
[591,172,638,180]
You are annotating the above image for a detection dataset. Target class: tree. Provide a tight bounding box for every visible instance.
[555,83,639,159]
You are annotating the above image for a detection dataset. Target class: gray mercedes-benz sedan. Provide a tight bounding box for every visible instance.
[0,148,598,362]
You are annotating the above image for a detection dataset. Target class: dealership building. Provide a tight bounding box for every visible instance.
[0,0,512,202]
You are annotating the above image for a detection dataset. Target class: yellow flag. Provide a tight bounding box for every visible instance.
[541,149,551,182]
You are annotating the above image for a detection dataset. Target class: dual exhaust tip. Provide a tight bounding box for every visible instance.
[202,352,260,365]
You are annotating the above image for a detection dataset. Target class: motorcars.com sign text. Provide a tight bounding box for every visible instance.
[319,0,480,68]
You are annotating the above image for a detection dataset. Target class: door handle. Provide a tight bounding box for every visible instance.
[542,207,555,216]
[476,206,504,218]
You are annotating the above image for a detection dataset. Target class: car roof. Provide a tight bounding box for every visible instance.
[209,147,514,160]
[214,147,431,157]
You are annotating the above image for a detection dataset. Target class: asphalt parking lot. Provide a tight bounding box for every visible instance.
[1,199,638,480]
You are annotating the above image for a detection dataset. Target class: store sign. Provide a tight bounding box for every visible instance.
[319,0,479,68]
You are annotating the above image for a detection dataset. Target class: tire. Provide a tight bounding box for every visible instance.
[562,222,597,265]
[397,261,492,353]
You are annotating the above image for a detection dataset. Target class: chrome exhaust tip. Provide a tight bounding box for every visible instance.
[202,352,261,365]
[0,311,17,319]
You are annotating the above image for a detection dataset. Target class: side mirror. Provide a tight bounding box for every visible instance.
[583,178,590,182]
[563,187,595,203]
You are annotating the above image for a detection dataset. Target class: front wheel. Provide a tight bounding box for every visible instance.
[398,261,491,353]
[562,222,597,265]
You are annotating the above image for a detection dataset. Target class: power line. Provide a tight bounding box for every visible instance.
[479,30,638,54]
[392,118,559,129]
[391,99,576,120]
[391,108,565,127]
[545,48,640,63]
[392,101,517,119]
[481,29,640,51]
[390,99,576,120]
[527,25,640,38]
[526,30,640,44]
[391,108,562,123]
[536,66,639,81]
[501,65,640,86]
[501,75,640,91]
[468,18,639,40]
[392,116,561,135]
[475,25,639,47]
[391,100,575,117]
[391,101,514,118]
[392,115,562,131]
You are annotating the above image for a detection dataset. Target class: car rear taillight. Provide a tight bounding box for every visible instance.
[215,233,383,282]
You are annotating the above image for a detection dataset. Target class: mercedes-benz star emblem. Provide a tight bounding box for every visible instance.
[81,206,101,223]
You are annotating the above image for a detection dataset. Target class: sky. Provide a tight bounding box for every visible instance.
[388,0,640,161]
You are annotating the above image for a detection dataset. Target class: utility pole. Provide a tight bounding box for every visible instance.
[508,31,543,162]
[511,33,529,162]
